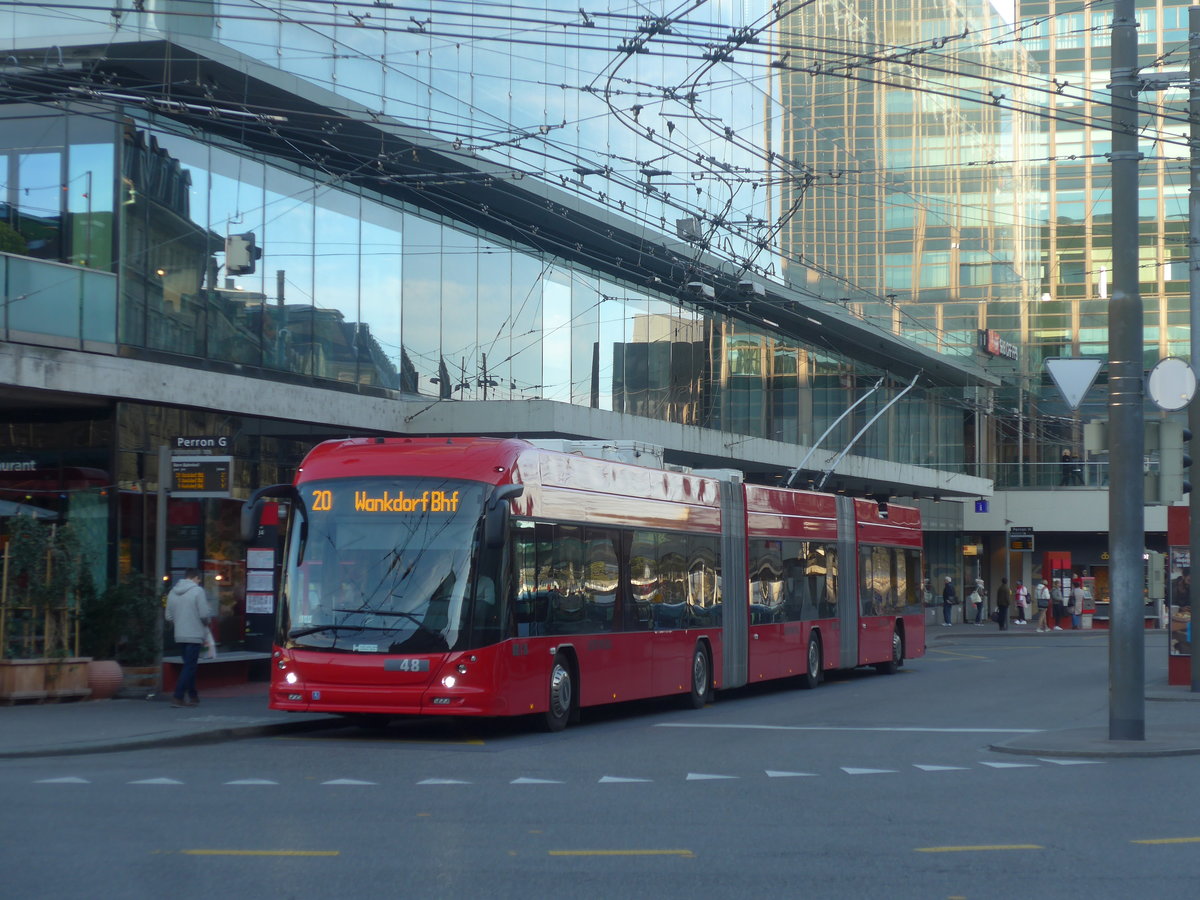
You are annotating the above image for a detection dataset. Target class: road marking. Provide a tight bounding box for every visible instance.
[926,648,989,660]
[226,779,278,785]
[841,767,897,775]
[657,724,1042,734]
[686,773,737,781]
[1039,758,1105,766]
[181,849,339,857]
[765,770,818,777]
[913,765,969,772]
[322,778,378,785]
[1132,837,1200,845]
[979,761,1039,769]
[599,775,652,783]
[36,776,89,783]
[511,777,564,784]
[915,844,1042,853]
[549,850,694,858]
[417,778,470,785]
[130,778,184,785]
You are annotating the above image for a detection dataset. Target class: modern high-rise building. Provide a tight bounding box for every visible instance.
[773,0,1186,604]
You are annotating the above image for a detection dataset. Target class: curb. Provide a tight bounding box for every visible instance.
[0,715,342,760]
[988,727,1200,759]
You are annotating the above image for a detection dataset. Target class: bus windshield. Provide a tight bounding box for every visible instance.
[280,477,488,654]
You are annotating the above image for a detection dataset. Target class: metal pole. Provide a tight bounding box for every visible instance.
[155,444,169,592]
[1189,5,1200,693]
[1108,0,1146,739]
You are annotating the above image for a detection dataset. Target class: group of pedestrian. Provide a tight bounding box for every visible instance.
[938,573,1084,632]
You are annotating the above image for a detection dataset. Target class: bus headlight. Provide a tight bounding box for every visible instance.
[441,674,457,688]
[285,671,298,685]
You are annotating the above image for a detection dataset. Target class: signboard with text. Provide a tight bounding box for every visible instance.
[170,455,233,498]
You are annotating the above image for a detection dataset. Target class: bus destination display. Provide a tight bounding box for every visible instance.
[310,488,461,513]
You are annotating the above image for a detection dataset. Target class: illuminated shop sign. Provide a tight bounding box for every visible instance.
[978,329,1019,361]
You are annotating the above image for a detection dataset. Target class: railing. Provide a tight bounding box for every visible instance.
[1,253,117,350]
[990,460,1112,490]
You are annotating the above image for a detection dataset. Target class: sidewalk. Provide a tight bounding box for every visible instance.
[928,618,1200,757]
[0,681,339,759]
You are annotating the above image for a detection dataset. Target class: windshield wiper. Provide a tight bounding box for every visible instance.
[333,607,424,625]
[288,623,390,639]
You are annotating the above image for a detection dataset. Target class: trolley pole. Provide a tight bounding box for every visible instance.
[1108,0,1146,739]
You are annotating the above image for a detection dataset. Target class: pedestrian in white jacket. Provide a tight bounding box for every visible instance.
[165,569,212,707]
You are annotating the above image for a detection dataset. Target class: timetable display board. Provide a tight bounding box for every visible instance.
[171,455,233,498]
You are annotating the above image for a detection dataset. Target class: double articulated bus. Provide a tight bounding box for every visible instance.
[243,437,925,730]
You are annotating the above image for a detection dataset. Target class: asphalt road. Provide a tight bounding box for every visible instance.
[3,631,1198,899]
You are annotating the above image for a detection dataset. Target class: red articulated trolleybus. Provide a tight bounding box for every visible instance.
[242,437,925,731]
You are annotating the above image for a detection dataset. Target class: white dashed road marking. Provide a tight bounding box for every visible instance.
[29,759,1108,789]
[841,767,898,775]
[913,765,970,771]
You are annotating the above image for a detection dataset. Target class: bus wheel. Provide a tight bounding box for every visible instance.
[542,654,573,732]
[801,634,822,690]
[875,629,903,674]
[685,644,710,709]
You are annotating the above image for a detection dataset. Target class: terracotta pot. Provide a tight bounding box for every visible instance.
[87,659,124,700]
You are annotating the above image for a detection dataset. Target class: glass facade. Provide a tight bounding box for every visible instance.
[1,96,969,471]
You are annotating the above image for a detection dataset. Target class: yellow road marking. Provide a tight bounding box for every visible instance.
[181,850,339,857]
[926,648,988,660]
[1132,837,1200,845]
[915,844,1041,853]
[549,850,694,858]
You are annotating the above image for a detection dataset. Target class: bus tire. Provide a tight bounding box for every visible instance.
[875,628,903,674]
[685,643,711,709]
[542,653,573,732]
[801,633,822,690]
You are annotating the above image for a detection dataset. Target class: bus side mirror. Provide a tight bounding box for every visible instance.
[485,483,524,549]
[240,483,299,541]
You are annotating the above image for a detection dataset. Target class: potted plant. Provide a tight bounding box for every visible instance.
[80,574,160,698]
[0,517,92,701]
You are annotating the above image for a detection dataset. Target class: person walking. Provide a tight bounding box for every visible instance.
[1050,580,1065,629]
[996,577,1011,630]
[941,576,957,626]
[971,577,986,625]
[1069,578,1086,630]
[1014,579,1030,624]
[1035,579,1052,632]
[165,568,212,708]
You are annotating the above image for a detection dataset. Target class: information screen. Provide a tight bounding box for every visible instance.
[171,455,233,498]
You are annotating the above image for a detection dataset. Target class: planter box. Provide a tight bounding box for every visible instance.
[44,657,92,701]
[0,659,49,703]
[119,664,160,698]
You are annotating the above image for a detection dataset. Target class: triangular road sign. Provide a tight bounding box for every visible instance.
[1044,358,1102,410]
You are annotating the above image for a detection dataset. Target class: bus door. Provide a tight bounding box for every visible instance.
[857,545,894,664]
[836,496,860,667]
